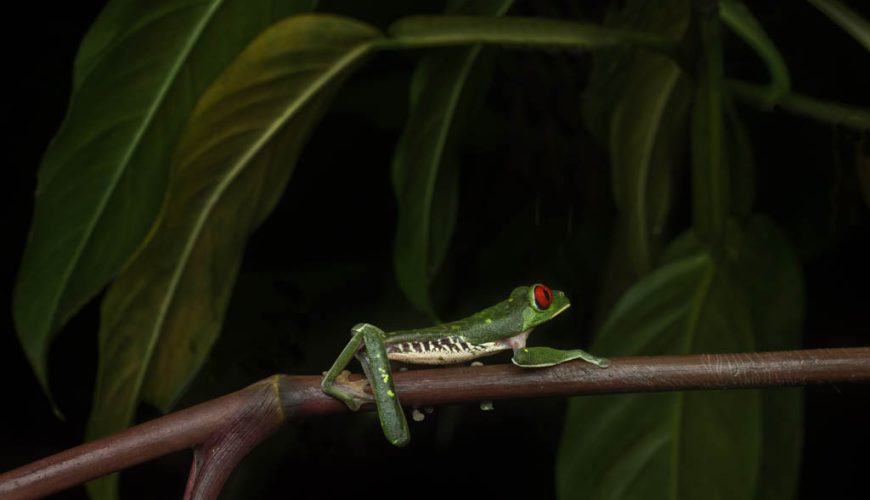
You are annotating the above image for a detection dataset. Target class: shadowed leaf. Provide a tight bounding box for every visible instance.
[610,53,691,275]
[13,0,316,403]
[581,0,690,145]
[558,216,803,500]
[86,14,381,499]
[729,217,805,500]
[557,231,761,500]
[392,0,512,316]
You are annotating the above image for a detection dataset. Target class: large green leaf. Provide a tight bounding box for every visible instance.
[728,217,805,500]
[391,0,512,316]
[13,0,316,401]
[557,216,804,499]
[557,232,761,500]
[610,53,691,275]
[86,14,381,499]
[720,0,790,100]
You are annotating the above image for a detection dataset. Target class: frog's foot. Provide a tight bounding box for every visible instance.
[337,370,371,395]
[327,370,372,411]
[512,346,611,368]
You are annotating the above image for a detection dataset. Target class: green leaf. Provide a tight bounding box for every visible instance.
[808,0,870,52]
[578,0,691,283]
[691,6,728,243]
[726,217,805,500]
[13,0,316,402]
[720,0,790,100]
[610,53,691,275]
[86,14,381,499]
[558,217,804,500]
[392,0,512,316]
[557,233,761,500]
[581,0,690,145]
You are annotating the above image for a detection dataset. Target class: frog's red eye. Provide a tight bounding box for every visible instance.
[533,284,553,310]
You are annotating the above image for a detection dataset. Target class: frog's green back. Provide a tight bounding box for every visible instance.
[386,285,570,344]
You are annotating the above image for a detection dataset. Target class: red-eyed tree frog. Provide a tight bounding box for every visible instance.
[321,284,609,446]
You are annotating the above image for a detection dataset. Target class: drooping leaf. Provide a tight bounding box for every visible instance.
[86,14,381,499]
[691,5,728,242]
[391,0,512,316]
[575,0,691,285]
[720,0,790,100]
[610,53,691,275]
[13,0,316,402]
[581,0,690,145]
[808,0,870,52]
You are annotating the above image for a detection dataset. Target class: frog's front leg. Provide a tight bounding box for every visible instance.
[321,326,369,410]
[512,346,610,368]
[321,323,410,447]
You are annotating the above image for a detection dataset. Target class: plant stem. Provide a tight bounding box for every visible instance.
[729,79,870,129]
[1,347,868,499]
[382,16,678,57]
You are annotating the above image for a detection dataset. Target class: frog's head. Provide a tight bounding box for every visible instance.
[515,283,571,331]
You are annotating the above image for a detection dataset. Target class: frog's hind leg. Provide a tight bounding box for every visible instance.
[321,323,410,447]
[357,323,410,447]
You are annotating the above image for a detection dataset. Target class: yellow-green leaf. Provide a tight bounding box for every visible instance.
[86,14,381,499]
[13,0,316,405]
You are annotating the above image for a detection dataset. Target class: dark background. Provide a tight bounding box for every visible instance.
[2,1,868,499]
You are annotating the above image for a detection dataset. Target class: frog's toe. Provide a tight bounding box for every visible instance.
[334,370,371,406]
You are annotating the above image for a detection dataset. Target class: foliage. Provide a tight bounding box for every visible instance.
[11,0,869,498]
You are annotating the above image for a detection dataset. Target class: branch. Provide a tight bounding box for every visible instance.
[1,347,868,499]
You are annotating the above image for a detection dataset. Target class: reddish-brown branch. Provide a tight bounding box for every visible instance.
[1,347,868,500]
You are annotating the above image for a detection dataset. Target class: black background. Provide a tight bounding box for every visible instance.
[2,1,868,499]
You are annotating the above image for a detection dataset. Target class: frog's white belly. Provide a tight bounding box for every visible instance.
[384,331,531,365]
[386,337,506,365]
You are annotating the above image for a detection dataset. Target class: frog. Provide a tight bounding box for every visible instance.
[321,283,609,446]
